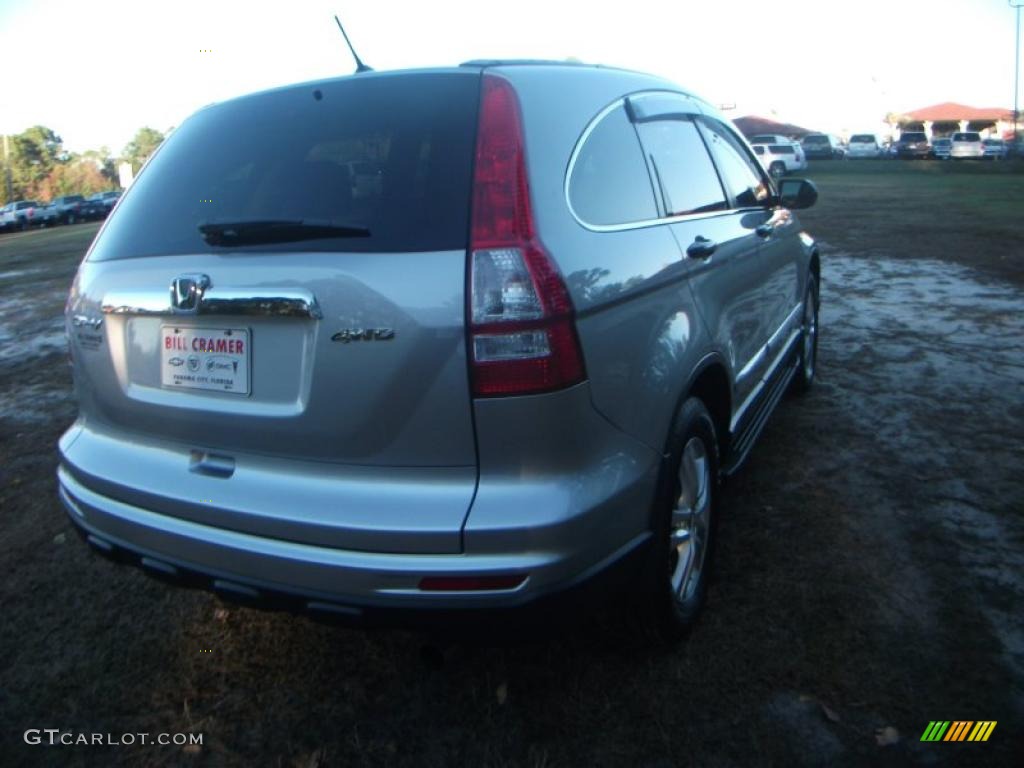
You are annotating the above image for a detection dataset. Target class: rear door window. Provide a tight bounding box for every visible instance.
[635,119,727,217]
[569,106,658,226]
[89,72,481,261]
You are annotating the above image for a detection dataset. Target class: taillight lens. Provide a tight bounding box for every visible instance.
[468,75,585,397]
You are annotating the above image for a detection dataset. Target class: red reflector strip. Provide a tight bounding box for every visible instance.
[418,574,527,592]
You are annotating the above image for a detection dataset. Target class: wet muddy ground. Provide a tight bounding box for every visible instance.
[1,170,1022,767]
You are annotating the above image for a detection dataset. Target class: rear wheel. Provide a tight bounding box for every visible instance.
[791,273,819,394]
[646,397,719,641]
[769,162,786,180]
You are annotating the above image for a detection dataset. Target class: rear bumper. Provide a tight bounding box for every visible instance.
[58,466,653,629]
[56,383,662,627]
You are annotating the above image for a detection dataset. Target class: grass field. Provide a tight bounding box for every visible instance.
[1,169,1022,767]
[799,159,1024,287]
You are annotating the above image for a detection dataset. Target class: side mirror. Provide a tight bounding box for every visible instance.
[778,178,818,210]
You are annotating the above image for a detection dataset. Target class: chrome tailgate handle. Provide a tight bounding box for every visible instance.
[102,288,322,319]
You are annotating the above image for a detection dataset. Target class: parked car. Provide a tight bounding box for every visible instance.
[982,138,1008,160]
[895,131,930,159]
[81,195,109,220]
[931,137,952,160]
[33,202,59,227]
[58,61,821,639]
[950,131,984,159]
[93,189,122,213]
[0,203,14,231]
[51,194,88,224]
[846,134,883,158]
[0,200,41,231]
[752,142,807,178]
[800,133,845,159]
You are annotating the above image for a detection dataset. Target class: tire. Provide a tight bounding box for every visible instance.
[645,397,720,641]
[791,272,819,394]
[769,162,786,180]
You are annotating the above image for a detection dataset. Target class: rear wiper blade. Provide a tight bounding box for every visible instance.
[198,219,370,246]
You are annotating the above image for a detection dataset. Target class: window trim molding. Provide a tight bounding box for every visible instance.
[565,92,770,234]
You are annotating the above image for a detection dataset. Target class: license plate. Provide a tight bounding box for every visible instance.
[161,326,250,395]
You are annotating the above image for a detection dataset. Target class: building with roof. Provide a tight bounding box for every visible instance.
[889,102,1017,140]
[733,116,815,140]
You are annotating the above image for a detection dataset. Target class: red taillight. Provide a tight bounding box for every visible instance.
[468,75,585,397]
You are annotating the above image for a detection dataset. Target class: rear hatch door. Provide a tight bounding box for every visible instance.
[65,71,482,553]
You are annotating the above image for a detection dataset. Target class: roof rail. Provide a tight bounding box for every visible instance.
[459,58,595,68]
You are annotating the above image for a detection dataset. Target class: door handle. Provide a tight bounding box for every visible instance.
[755,223,774,238]
[686,236,717,259]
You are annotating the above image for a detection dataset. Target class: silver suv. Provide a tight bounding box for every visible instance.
[59,62,820,637]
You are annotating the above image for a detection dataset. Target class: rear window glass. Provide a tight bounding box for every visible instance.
[802,135,828,145]
[953,132,981,141]
[850,135,875,143]
[89,73,481,261]
[636,119,726,217]
[569,106,658,226]
[900,133,927,142]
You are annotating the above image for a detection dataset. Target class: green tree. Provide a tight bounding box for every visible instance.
[2,125,63,201]
[80,146,118,185]
[121,127,165,173]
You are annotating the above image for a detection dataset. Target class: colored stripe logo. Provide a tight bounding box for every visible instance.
[920,721,996,742]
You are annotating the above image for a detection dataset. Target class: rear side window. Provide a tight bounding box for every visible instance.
[697,118,769,207]
[636,120,726,216]
[569,106,658,226]
[771,145,795,155]
[89,73,480,261]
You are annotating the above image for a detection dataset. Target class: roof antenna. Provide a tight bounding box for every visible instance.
[334,15,372,73]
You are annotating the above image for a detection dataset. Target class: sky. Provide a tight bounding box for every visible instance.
[0,0,1020,153]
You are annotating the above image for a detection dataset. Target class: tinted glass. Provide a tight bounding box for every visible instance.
[89,73,480,261]
[569,107,658,225]
[698,118,769,207]
[771,145,795,154]
[636,120,726,216]
[802,135,828,145]
[749,135,777,144]
[850,135,875,143]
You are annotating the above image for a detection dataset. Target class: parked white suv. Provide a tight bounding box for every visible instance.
[950,132,984,159]
[846,134,882,158]
[752,142,807,178]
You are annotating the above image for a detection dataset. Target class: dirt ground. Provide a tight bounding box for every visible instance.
[1,164,1022,767]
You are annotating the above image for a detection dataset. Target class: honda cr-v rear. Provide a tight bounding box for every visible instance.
[60,62,820,637]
